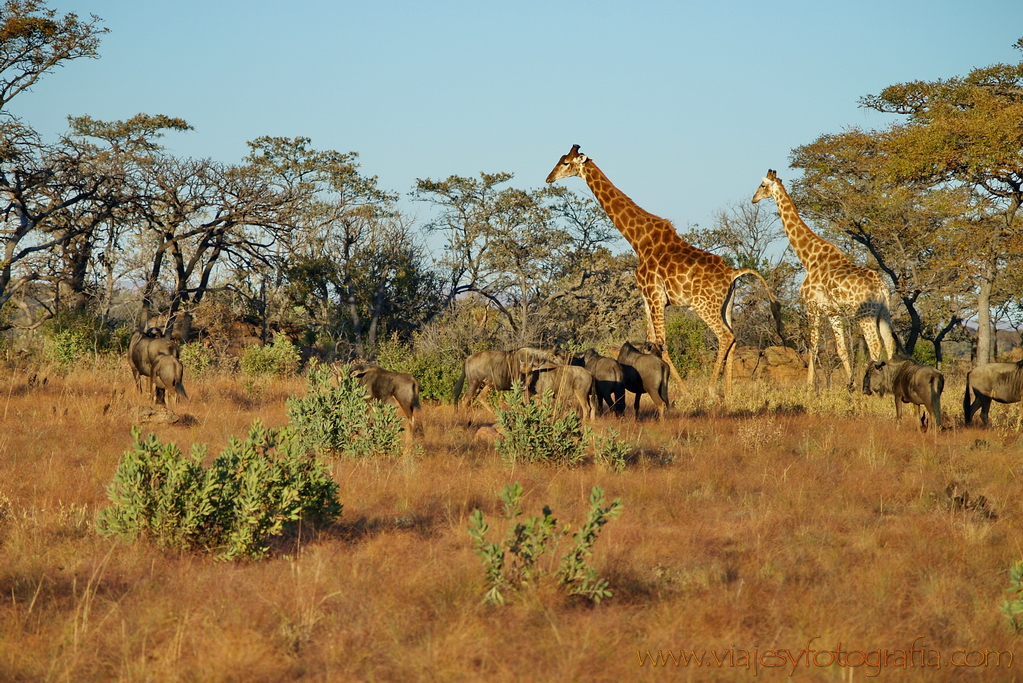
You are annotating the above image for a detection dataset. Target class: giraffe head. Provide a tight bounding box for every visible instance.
[546,144,590,183]
[751,169,780,203]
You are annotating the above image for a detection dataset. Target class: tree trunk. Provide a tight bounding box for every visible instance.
[930,315,961,371]
[975,270,994,367]
[899,290,923,354]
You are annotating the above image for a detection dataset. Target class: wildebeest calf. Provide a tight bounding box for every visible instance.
[521,361,598,421]
[151,354,188,410]
[863,355,944,432]
[129,329,179,404]
[617,341,670,420]
[350,362,422,434]
[964,360,1023,426]
[573,348,625,415]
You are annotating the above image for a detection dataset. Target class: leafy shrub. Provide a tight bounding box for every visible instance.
[374,337,462,402]
[1002,560,1023,633]
[38,312,133,365]
[108,324,136,355]
[592,428,630,473]
[286,363,403,458]
[97,421,341,560]
[665,312,710,378]
[240,334,301,377]
[912,341,938,366]
[467,482,623,605]
[44,328,93,369]
[180,341,214,376]
[495,385,588,467]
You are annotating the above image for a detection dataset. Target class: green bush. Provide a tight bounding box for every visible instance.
[240,334,301,377]
[109,324,136,355]
[665,312,709,378]
[44,328,93,369]
[912,341,938,366]
[374,337,462,402]
[286,363,403,458]
[467,482,623,605]
[1002,560,1023,633]
[38,312,132,365]
[97,421,341,560]
[592,428,630,473]
[180,341,214,376]
[494,385,588,467]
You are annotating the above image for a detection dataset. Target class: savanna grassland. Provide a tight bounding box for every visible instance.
[1,360,1022,682]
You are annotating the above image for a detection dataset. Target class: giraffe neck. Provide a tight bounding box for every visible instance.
[580,161,682,253]
[771,182,844,273]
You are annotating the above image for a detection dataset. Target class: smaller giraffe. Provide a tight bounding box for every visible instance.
[547,145,782,398]
[752,169,896,387]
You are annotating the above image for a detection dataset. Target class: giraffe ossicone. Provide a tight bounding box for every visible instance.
[547,144,782,399]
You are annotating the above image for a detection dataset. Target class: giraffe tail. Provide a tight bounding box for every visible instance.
[733,268,788,347]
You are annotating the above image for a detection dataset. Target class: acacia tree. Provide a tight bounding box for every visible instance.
[414,174,623,346]
[0,0,106,110]
[855,39,1023,365]
[16,115,189,322]
[0,121,111,315]
[0,0,108,315]
[248,136,440,356]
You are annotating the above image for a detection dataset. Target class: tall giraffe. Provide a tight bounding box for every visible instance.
[547,144,780,398]
[752,169,896,386]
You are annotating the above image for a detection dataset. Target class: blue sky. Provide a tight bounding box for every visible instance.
[9,1,1021,253]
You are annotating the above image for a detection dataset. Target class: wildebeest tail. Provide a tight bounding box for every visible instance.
[932,373,944,430]
[963,370,973,425]
[175,381,189,401]
[411,378,422,413]
[659,364,670,407]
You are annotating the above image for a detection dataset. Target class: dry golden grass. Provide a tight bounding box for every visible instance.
[1,364,1022,681]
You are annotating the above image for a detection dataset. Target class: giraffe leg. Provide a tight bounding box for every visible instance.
[643,290,686,389]
[859,314,885,362]
[806,308,822,387]
[877,305,896,359]
[703,317,735,399]
[827,315,853,384]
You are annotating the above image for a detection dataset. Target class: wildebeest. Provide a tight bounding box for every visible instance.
[350,362,422,433]
[521,360,598,421]
[573,348,625,415]
[452,347,564,412]
[151,353,188,409]
[617,341,670,420]
[863,355,944,432]
[964,360,1023,426]
[129,329,180,403]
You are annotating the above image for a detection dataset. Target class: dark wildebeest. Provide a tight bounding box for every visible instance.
[862,355,944,432]
[964,360,1023,426]
[350,362,423,434]
[521,360,598,421]
[572,348,625,415]
[617,341,670,420]
[452,347,564,412]
[151,354,188,410]
[129,329,180,404]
